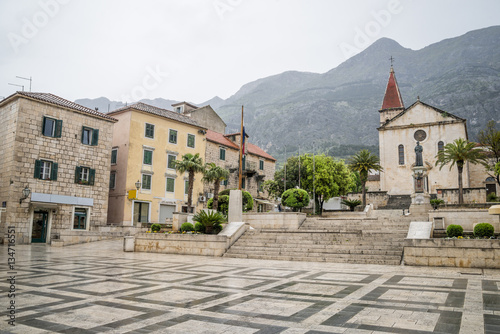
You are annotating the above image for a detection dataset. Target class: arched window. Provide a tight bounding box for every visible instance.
[438,141,444,152]
[398,144,404,165]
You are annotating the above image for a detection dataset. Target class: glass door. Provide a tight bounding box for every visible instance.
[32,211,48,243]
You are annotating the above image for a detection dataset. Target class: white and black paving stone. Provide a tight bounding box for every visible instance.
[1,239,500,333]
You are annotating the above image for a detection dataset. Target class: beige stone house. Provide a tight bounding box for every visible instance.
[0,92,117,244]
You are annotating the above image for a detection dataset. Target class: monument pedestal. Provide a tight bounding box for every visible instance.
[409,165,432,215]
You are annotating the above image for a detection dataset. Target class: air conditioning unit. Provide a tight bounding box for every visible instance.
[207,193,214,199]
[199,196,206,202]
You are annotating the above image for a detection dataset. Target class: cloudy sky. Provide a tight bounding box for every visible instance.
[1,0,499,104]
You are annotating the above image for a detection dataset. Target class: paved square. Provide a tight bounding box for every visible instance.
[1,239,499,333]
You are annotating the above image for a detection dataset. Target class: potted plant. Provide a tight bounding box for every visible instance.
[341,199,362,212]
[430,198,444,210]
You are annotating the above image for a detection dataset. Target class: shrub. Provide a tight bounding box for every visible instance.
[194,222,204,233]
[474,223,494,238]
[218,189,253,211]
[487,192,498,202]
[430,198,445,206]
[207,195,229,215]
[341,199,362,211]
[281,188,309,211]
[180,222,194,232]
[193,210,226,234]
[150,223,161,233]
[446,224,463,238]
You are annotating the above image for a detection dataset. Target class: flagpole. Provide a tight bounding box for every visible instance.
[238,105,243,190]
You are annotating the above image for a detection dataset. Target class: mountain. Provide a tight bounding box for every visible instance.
[76,26,500,162]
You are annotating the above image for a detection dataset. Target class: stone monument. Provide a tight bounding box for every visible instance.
[410,141,432,215]
[228,189,243,223]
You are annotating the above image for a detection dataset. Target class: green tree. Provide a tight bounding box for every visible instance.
[347,149,383,208]
[435,138,487,204]
[301,154,355,215]
[202,163,229,212]
[175,153,204,212]
[478,120,500,187]
[262,179,281,200]
[281,188,310,212]
[273,155,303,194]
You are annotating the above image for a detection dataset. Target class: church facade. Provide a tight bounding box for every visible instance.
[377,67,481,197]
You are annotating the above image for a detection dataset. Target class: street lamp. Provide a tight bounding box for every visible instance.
[135,180,141,191]
[19,185,31,204]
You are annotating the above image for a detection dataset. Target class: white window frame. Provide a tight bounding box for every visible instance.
[110,172,116,189]
[40,161,52,180]
[111,148,118,165]
[166,177,175,193]
[143,149,154,166]
[80,167,90,182]
[141,173,152,191]
[145,123,155,139]
[132,200,151,224]
[71,206,91,231]
[187,133,195,148]
[167,154,177,170]
[168,129,178,144]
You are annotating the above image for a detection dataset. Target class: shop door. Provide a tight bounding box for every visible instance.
[32,211,48,243]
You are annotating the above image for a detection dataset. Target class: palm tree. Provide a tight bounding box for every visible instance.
[202,163,229,211]
[348,150,383,208]
[435,138,486,204]
[174,153,204,213]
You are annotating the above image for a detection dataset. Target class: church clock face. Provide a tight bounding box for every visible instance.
[414,130,427,142]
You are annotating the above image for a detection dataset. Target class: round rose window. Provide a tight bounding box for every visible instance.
[414,130,427,142]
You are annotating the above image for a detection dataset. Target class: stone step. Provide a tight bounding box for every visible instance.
[227,246,402,256]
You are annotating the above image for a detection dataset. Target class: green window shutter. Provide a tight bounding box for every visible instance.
[51,163,58,181]
[111,149,117,164]
[187,134,195,148]
[242,156,246,170]
[166,178,175,192]
[34,160,41,179]
[89,169,95,185]
[81,127,85,144]
[75,166,81,183]
[168,155,176,169]
[91,128,99,146]
[184,180,189,194]
[55,120,63,138]
[260,160,264,170]
[224,179,228,186]
[242,178,245,189]
[143,150,152,165]
[42,117,47,135]
[220,148,225,160]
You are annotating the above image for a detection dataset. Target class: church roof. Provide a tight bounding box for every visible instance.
[380,67,404,111]
[378,100,466,129]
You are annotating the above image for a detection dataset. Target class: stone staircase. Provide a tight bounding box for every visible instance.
[379,195,412,210]
[224,211,412,265]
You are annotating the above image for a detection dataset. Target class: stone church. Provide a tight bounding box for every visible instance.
[374,66,492,202]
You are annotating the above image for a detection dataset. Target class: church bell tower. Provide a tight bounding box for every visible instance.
[379,65,405,125]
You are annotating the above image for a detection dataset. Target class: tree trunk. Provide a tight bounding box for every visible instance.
[458,165,464,205]
[213,180,221,211]
[188,171,194,213]
[361,181,367,208]
[319,199,324,216]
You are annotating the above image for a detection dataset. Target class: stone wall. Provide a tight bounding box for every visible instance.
[404,238,500,268]
[436,187,487,204]
[429,209,499,231]
[242,212,306,230]
[0,95,115,244]
[347,191,389,209]
[55,226,147,246]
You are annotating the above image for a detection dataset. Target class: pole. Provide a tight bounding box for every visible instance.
[284,146,287,192]
[16,76,32,92]
[298,145,301,189]
[238,106,243,190]
[312,142,315,215]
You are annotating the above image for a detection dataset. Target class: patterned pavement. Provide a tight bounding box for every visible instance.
[1,239,500,333]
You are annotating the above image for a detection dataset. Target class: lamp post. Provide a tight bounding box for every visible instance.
[19,185,31,204]
[312,142,315,215]
[135,180,141,191]
[284,146,287,193]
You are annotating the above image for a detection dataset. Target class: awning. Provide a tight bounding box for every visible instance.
[31,193,94,206]
[254,199,274,205]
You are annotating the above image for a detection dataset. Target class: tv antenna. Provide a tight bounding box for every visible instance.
[16,76,32,91]
[8,83,24,91]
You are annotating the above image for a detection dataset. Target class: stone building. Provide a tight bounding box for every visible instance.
[107,102,207,225]
[376,66,492,202]
[0,92,117,244]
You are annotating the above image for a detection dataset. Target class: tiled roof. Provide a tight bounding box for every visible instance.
[207,130,276,161]
[109,102,204,128]
[171,101,198,109]
[247,143,276,161]
[206,130,239,149]
[380,67,404,110]
[224,132,249,138]
[3,91,117,121]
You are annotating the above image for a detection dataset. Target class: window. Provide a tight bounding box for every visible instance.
[75,166,95,185]
[184,180,189,195]
[169,129,178,144]
[175,106,183,113]
[242,156,246,170]
[259,160,264,170]
[42,116,62,138]
[142,174,152,190]
[143,149,153,165]
[145,123,155,138]
[81,126,99,146]
[187,134,195,148]
[34,160,58,180]
[438,141,444,152]
[398,144,404,165]
[73,208,88,230]
[133,202,149,223]
[109,172,116,189]
[166,177,175,193]
[219,147,226,160]
[220,179,228,186]
[167,154,176,169]
[111,149,117,164]
[242,177,246,189]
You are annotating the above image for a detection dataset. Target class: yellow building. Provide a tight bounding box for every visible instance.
[107,103,207,226]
